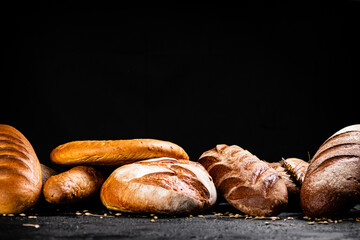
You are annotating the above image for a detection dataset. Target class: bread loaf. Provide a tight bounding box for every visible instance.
[51,139,189,167]
[100,157,217,214]
[0,124,42,214]
[43,166,106,204]
[301,124,360,217]
[198,144,288,216]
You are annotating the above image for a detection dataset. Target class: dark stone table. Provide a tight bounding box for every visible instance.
[1,200,359,240]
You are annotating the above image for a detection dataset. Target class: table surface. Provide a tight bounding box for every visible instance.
[1,200,359,240]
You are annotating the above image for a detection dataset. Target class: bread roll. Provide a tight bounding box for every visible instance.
[0,124,42,214]
[43,166,106,204]
[100,157,217,214]
[199,144,288,216]
[301,124,360,217]
[51,139,189,167]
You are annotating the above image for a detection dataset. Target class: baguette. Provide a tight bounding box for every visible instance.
[301,124,360,217]
[100,157,217,214]
[43,166,106,204]
[51,139,189,167]
[198,144,288,216]
[0,124,42,214]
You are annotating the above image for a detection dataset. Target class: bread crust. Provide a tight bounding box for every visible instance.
[301,124,360,217]
[100,157,217,214]
[199,144,288,216]
[0,124,42,214]
[43,166,106,204]
[280,158,309,185]
[50,139,189,166]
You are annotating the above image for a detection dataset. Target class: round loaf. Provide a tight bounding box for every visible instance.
[301,124,360,217]
[0,124,42,214]
[51,139,189,167]
[100,157,217,214]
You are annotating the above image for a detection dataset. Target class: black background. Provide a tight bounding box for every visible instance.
[2,2,359,167]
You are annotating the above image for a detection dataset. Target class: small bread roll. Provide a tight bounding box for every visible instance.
[43,166,106,204]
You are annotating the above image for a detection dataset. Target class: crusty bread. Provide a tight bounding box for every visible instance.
[198,144,288,216]
[43,166,106,204]
[280,158,309,185]
[301,124,360,217]
[50,139,189,167]
[0,124,42,214]
[100,157,217,214]
[268,162,299,197]
[270,158,308,210]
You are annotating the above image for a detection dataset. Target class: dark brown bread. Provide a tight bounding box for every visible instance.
[100,157,217,214]
[198,144,288,216]
[51,139,189,167]
[0,124,42,214]
[301,124,360,217]
[40,164,57,186]
[43,166,106,204]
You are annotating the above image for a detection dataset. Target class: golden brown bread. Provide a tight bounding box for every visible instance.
[0,124,42,214]
[198,144,288,216]
[100,157,217,214]
[50,139,189,167]
[301,124,360,217]
[280,158,309,185]
[43,166,106,204]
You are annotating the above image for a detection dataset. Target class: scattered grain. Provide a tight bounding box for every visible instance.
[23,224,40,228]
[318,221,328,224]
